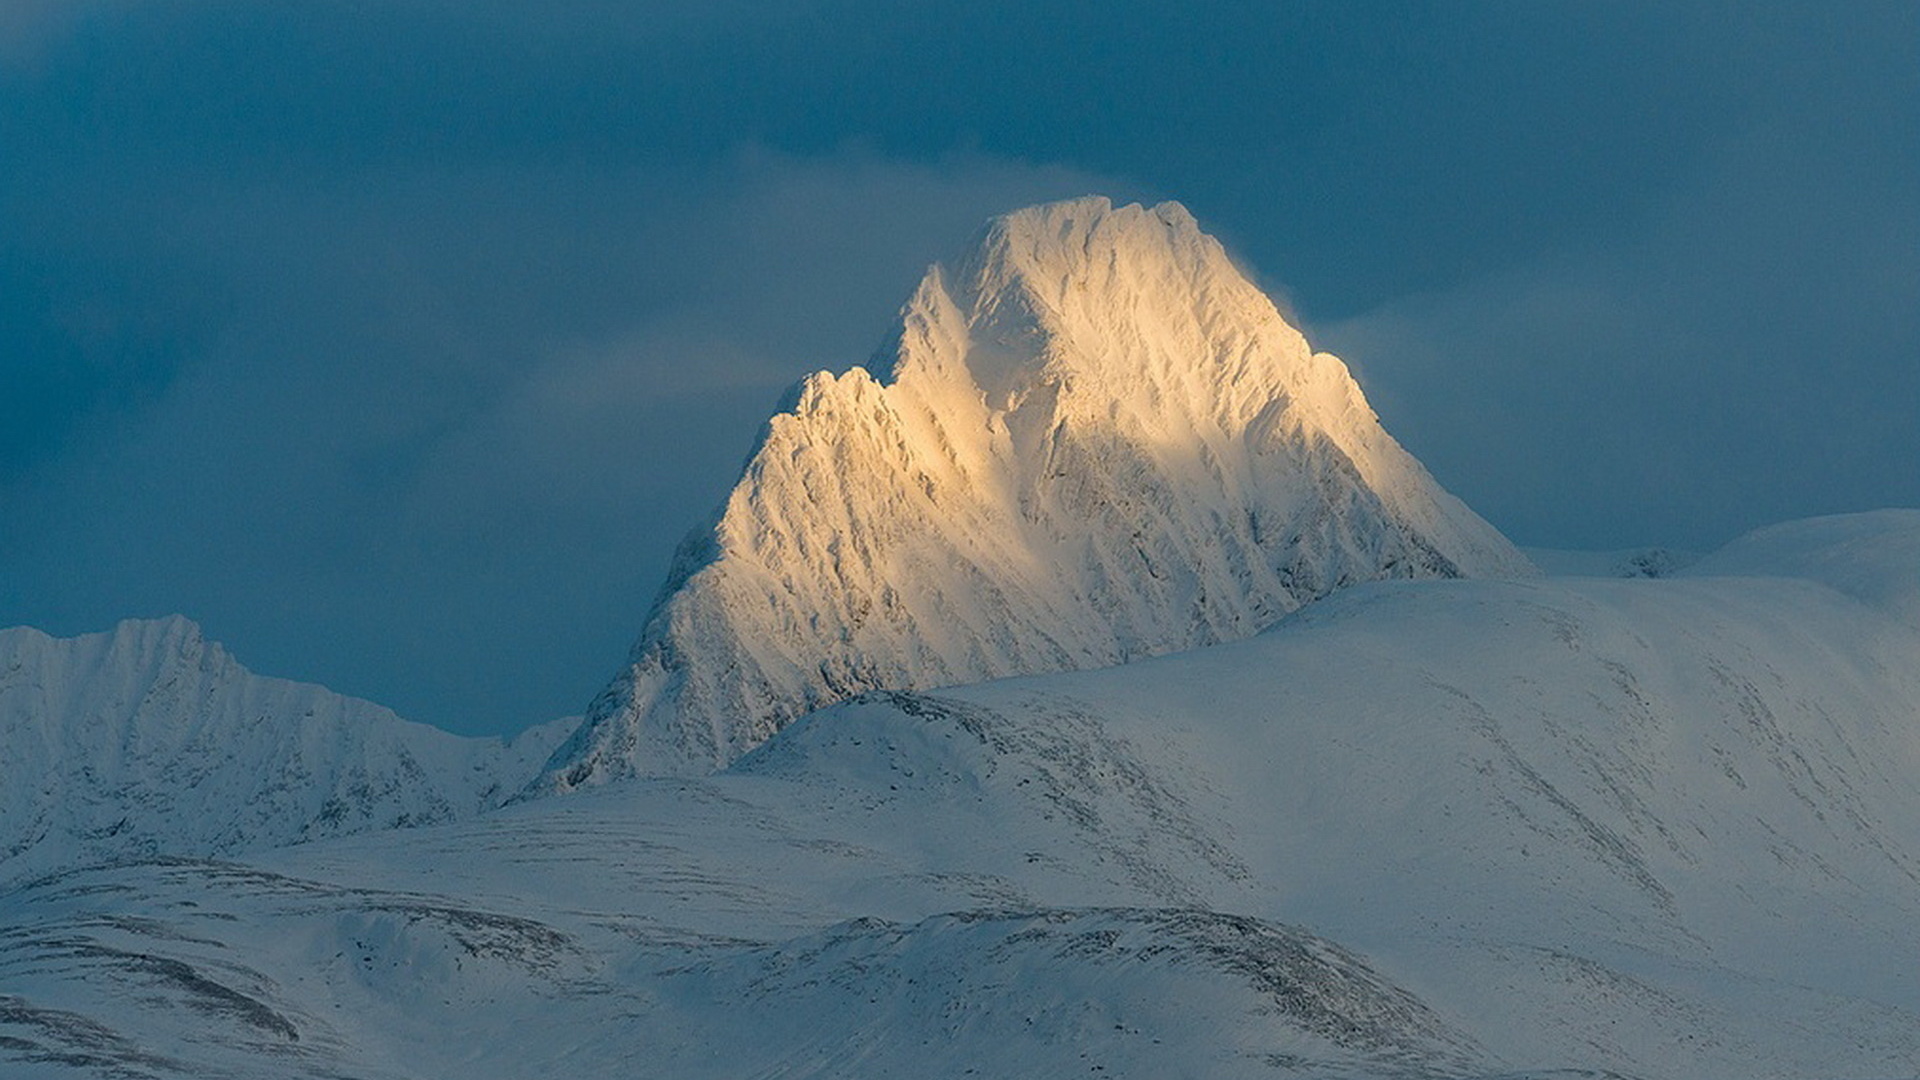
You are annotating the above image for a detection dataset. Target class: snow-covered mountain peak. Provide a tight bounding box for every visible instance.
[2,616,228,718]
[871,197,1443,537]
[536,197,1533,788]
[109,611,197,638]
[883,197,1321,415]
[97,612,206,655]
[0,617,569,884]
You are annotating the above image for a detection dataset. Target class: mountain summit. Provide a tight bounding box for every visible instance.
[539,197,1532,787]
[0,617,569,884]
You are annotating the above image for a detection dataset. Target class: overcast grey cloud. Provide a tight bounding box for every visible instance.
[3,2,1914,735]
[1324,26,1920,551]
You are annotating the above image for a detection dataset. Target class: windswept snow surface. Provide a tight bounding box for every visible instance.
[5,512,1917,1079]
[0,617,570,886]
[544,197,1531,785]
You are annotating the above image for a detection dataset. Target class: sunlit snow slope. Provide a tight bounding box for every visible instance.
[5,512,1915,1080]
[0,617,568,886]
[543,197,1531,785]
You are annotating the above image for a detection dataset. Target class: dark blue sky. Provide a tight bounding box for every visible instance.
[4,2,1915,737]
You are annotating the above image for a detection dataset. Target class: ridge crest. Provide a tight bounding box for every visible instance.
[534,197,1533,788]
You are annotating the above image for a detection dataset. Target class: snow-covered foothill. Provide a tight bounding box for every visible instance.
[543,197,1533,787]
[3,512,1915,1078]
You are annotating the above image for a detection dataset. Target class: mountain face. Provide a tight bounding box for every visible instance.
[541,197,1532,787]
[0,616,568,885]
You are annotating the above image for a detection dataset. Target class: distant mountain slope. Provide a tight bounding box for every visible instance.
[542,197,1532,786]
[0,616,569,885]
[1684,507,1920,630]
[5,512,1910,1079]
[1524,544,1698,578]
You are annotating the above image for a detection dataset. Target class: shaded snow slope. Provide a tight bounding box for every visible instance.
[7,513,1916,1079]
[544,197,1531,785]
[1685,507,1920,631]
[0,617,570,885]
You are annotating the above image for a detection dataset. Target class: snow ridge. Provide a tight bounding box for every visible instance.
[0,616,568,885]
[541,197,1532,786]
